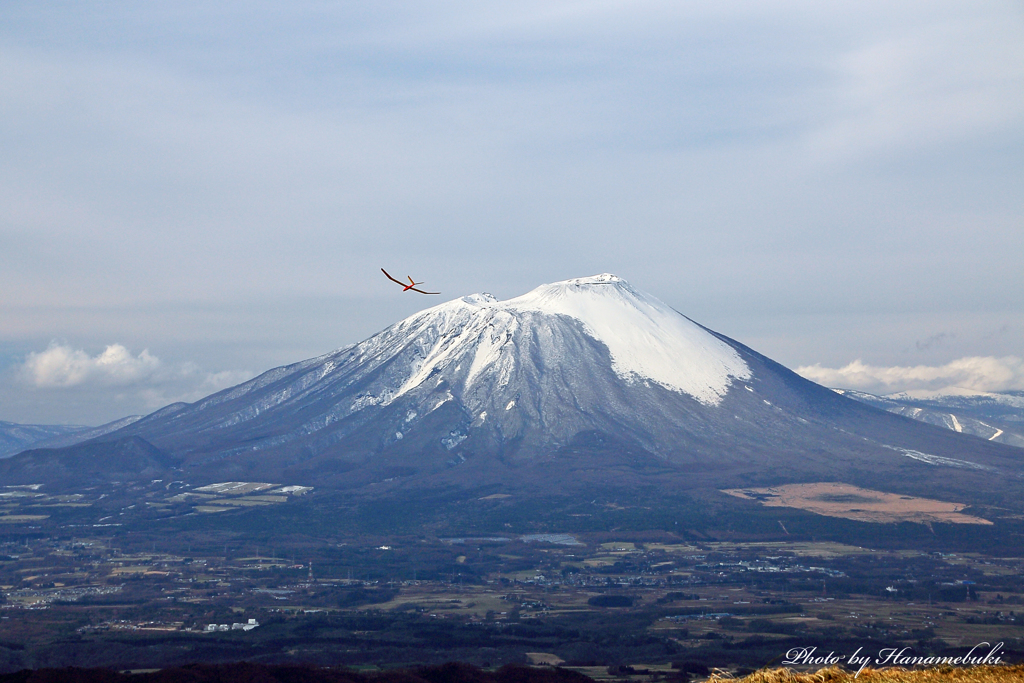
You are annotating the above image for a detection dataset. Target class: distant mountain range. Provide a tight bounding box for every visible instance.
[0,416,142,458]
[0,421,89,459]
[1,275,1021,507]
[837,389,1024,449]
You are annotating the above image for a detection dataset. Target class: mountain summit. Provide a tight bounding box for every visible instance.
[464,273,750,405]
[4,275,1022,497]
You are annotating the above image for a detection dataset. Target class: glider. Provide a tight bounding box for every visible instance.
[381,268,440,294]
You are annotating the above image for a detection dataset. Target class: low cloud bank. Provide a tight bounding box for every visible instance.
[797,356,1024,396]
[15,343,253,417]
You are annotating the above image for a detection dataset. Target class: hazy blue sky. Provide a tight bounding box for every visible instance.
[2,1,1022,424]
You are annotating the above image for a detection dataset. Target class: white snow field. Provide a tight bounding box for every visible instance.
[383,274,750,407]
[503,274,750,405]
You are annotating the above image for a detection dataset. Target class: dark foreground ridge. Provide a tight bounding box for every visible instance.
[0,662,594,683]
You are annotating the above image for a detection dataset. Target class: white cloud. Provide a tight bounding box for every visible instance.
[21,343,161,388]
[13,343,256,421]
[797,356,1024,396]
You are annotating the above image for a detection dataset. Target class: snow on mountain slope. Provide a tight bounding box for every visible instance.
[168,274,750,437]
[502,274,749,405]
[378,274,749,407]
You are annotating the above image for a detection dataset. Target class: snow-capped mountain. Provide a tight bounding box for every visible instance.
[837,389,1024,449]
[4,275,1022,495]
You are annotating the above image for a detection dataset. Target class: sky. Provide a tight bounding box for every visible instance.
[1,1,1022,425]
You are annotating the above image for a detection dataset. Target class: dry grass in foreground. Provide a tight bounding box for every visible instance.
[709,665,1024,683]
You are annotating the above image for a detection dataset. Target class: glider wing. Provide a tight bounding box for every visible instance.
[381,268,406,286]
